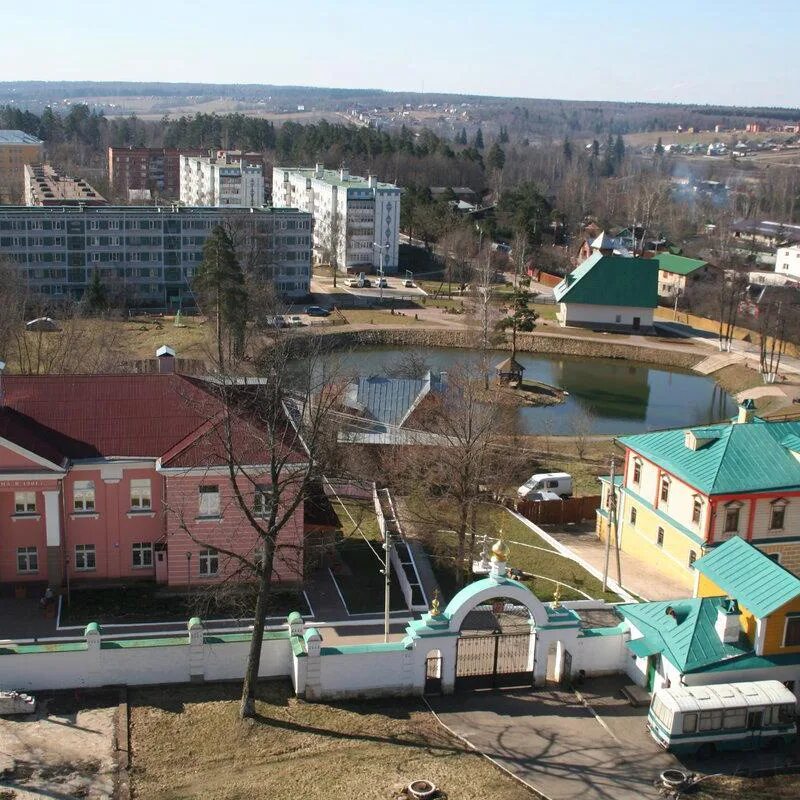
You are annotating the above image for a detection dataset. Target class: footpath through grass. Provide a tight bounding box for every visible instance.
[129,681,532,800]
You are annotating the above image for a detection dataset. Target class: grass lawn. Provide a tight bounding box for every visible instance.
[129,681,531,800]
[339,308,431,326]
[412,498,620,605]
[60,585,308,626]
[696,773,800,800]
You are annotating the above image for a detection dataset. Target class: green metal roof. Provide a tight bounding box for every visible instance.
[685,649,800,674]
[619,596,751,673]
[693,536,800,617]
[654,253,708,276]
[553,251,658,308]
[620,418,800,495]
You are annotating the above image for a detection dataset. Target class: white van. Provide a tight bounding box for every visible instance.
[518,472,573,499]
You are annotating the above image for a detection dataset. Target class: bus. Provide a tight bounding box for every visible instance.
[647,680,797,757]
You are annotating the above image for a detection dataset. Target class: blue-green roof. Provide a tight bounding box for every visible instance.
[693,536,800,617]
[554,251,658,308]
[685,649,800,675]
[619,596,751,673]
[654,253,708,276]
[620,418,800,495]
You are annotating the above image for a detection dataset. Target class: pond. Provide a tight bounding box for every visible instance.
[323,346,737,435]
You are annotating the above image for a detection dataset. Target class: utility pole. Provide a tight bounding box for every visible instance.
[373,241,388,302]
[602,457,617,592]
[383,536,392,643]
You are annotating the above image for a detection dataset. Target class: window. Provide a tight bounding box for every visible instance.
[724,505,740,534]
[660,477,670,504]
[768,553,781,563]
[73,480,96,512]
[656,527,664,547]
[699,710,722,731]
[682,712,697,733]
[254,485,273,517]
[770,500,787,531]
[132,542,153,568]
[14,491,36,514]
[723,708,746,729]
[692,497,703,525]
[17,546,38,573]
[130,478,152,510]
[75,544,96,571]
[688,550,697,567]
[199,548,219,576]
[630,507,637,525]
[198,485,220,517]
[632,459,642,486]
[784,616,800,647]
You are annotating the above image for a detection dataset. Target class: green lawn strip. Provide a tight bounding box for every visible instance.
[60,585,308,626]
[333,497,382,541]
[334,539,407,614]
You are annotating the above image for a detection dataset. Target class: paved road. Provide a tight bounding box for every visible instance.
[430,680,678,800]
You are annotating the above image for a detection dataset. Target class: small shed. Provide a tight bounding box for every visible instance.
[495,356,525,385]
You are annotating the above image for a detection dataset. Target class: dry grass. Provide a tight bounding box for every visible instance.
[696,772,800,799]
[129,681,532,800]
[341,309,433,327]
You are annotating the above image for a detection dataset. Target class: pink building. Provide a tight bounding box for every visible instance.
[0,350,307,591]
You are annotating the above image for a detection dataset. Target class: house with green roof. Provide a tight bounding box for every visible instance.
[616,537,800,694]
[652,252,711,299]
[597,399,800,594]
[554,234,658,331]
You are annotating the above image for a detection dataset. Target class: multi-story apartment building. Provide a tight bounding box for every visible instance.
[0,205,312,306]
[272,164,400,273]
[108,146,205,200]
[0,351,308,590]
[0,131,44,201]
[24,164,107,207]
[775,245,800,280]
[180,151,265,207]
[597,401,800,591]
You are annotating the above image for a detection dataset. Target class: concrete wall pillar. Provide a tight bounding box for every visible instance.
[188,617,204,682]
[85,622,101,685]
[303,628,322,700]
[43,490,63,588]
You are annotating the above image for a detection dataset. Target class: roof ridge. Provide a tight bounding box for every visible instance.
[708,424,737,493]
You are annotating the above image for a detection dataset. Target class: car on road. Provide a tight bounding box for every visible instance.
[376,277,388,288]
[288,315,304,327]
[361,277,372,288]
[265,315,287,329]
[345,278,360,287]
[403,279,415,288]
[305,306,331,317]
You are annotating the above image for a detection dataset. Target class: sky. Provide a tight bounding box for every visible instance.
[1,0,798,108]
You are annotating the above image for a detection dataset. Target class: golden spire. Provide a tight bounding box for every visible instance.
[430,589,441,617]
[552,582,562,608]
[491,538,510,562]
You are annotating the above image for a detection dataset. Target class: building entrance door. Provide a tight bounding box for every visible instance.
[155,543,168,583]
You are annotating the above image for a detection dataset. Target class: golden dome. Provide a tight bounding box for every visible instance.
[491,539,510,562]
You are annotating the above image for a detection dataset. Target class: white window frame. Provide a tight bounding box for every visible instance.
[692,496,703,526]
[74,543,97,571]
[630,506,637,526]
[782,614,800,648]
[130,478,152,511]
[198,485,220,518]
[254,485,274,517]
[132,542,153,569]
[73,480,96,513]
[656,527,664,547]
[660,476,670,505]
[199,548,219,576]
[723,501,742,534]
[17,546,38,573]
[770,498,788,531]
[632,458,642,486]
[14,491,36,514]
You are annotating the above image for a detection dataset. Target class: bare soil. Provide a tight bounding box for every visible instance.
[0,691,117,799]
[129,681,533,800]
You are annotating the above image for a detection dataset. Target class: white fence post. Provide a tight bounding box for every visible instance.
[188,617,204,682]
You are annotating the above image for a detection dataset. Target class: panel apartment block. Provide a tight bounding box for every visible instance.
[0,131,44,201]
[272,165,400,273]
[0,205,312,306]
[180,151,265,207]
[108,146,206,200]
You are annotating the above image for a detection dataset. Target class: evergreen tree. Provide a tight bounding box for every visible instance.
[591,139,600,158]
[487,142,506,172]
[498,126,509,144]
[473,127,484,149]
[614,134,625,164]
[655,137,664,155]
[84,270,107,313]
[563,137,573,163]
[194,225,248,366]
[457,127,467,145]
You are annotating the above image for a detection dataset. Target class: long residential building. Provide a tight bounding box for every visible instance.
[24,163,107,207]
[0,204,312,306]
[0,131,44,200]
[180,151,265,207]
[272,164,400,273]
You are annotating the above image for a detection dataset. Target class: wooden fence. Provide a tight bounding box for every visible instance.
[515,495,601,525]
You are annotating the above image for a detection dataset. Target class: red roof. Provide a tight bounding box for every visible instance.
[0,374,305,468]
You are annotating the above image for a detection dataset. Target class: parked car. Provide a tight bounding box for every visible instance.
[288,315,304,327]
[361,278,372,288]
[518,472,573,499]
[265,315,287,329]
[305,306,331,317]
[403,279,415,288]
[520,490,561,502]
[377,277,388,288]
[345,278,360,287]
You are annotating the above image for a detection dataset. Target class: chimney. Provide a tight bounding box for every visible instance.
[314,163,323,178]
[736,398,755,424]
[367,175,377,189]
[715,598,741,643]
[339,167,349,181]
[0,359,5,407]
[156,345,176,374]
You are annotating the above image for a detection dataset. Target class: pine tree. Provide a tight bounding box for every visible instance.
[487,142,506,171]
[614,134,625,164]
[84,270,107,313]
[457,127,467,145]
[498,126,509,144]
[563,137,573,163]
[473,127,484,149]
[655,137,664,155]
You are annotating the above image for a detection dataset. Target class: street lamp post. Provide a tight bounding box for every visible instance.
[186,551,192,599]
[373,241,389,302]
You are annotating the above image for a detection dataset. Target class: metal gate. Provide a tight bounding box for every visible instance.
[559,649,573,688]
[424,654,443,695]
[455,630,533,691]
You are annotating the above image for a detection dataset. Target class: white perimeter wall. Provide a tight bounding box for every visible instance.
[561,303,654,328]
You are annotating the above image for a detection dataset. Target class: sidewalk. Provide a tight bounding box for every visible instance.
[536,523,692,601]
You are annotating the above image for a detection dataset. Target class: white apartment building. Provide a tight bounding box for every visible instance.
[775,245,800,280]
[180,152,265,208]
[272,164,401,273]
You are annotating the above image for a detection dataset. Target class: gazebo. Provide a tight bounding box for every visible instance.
[495,356,525,386]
